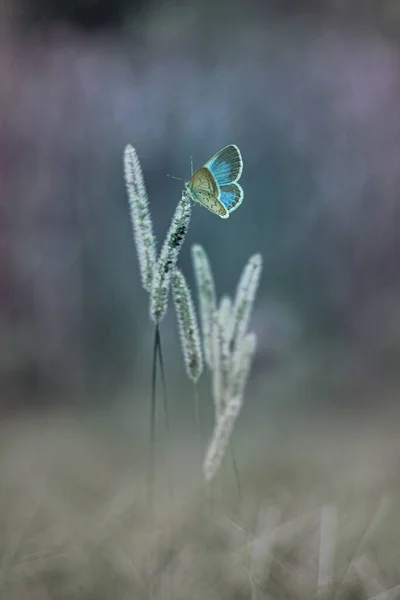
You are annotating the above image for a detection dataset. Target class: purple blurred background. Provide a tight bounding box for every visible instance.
[2,0,400,410]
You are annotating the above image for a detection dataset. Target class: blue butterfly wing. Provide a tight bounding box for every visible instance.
[219,182,244,213]
[204,144,243,186]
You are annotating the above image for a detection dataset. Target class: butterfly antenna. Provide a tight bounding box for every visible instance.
[166,174,184,181]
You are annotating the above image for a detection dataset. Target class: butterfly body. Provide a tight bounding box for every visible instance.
[185,144,244,219]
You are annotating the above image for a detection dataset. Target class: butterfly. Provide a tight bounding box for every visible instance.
[184,144,244,219]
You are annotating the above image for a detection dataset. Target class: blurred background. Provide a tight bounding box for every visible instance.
[0,0,400,407]
[2,0,400,411]
[2,1,400,598]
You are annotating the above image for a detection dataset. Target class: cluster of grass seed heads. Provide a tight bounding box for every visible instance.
[124,146,193,504]
[172,268,203,383]
[150,192,191,324]
[124,144,191,324]
[203,332,257,483]
[191,244,217,369]
[123,145,157,293]
[123,144,262,486]
[195,250,262,483]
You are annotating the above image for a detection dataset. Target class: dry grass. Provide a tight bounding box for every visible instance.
[0,405,399,600]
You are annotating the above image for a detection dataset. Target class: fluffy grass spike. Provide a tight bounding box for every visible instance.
[230,331,257,402]
[123,145,157,293]
[150,192,191,324]
[172,268,203,383]
[191,245,217,369]
[230,254,262,350]
[203,396,242,483]
[218,295,233,412]
[211,308,224,419]
[218,295,232,331]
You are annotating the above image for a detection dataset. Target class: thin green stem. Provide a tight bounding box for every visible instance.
[193,381,200,432]
[157,327,169,433]
[208,479,215,517]
[229,440,242,507]
[193,380,203,489]
[148,323,159,508]
[157,328,174,503]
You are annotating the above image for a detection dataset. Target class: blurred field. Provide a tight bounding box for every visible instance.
[2,0,400,597]
[0,396,400,600]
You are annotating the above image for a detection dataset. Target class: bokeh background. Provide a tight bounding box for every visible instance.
[2,1,400,598]
[3,0,400,409]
